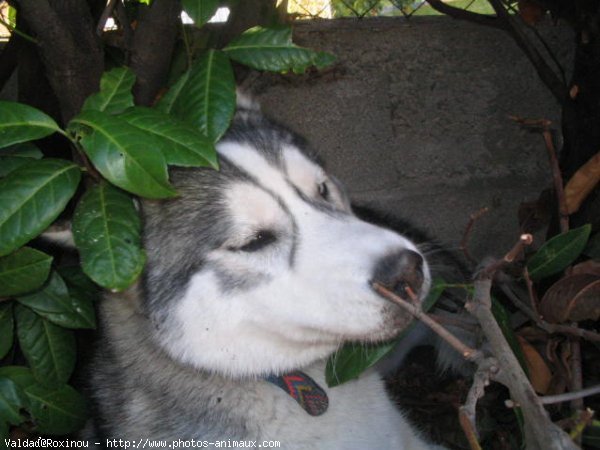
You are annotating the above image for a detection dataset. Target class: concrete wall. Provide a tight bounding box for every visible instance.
[245,17,572,259]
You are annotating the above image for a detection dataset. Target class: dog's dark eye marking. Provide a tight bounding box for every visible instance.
[317,182,329,200]
[237,230,277,252]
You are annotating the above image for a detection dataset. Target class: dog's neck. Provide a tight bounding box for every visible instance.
[265,371,329,416]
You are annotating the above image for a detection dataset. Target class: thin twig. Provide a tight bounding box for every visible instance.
[569,338,585,414]
[542,126,570,233]
[498,283,600,342]
[458,359,495,450]
[0,16,38,44]
[569,409,595,441]
[469,276,579,450]
[523,266,540,314]
[371,282,483,363]
[509,116,569,232]
[480,233,533,277]
[461,207,490,263]
[540,385,600,405]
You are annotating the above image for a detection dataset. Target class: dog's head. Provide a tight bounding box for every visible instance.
[140,106,431,378]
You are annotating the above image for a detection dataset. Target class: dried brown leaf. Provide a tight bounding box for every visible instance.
[539,274,600,323]
[569,260,600,277]
[564,151,600,214]
[517,336,552,394]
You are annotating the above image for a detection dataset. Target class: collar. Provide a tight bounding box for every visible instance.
[266,371,329,416]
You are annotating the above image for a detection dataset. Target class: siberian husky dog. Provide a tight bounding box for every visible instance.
[85,99,447,450]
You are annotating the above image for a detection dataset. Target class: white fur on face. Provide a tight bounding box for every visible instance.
[160,142,431,377]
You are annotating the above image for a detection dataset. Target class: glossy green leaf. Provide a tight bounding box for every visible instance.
[24,384,87,435]
[0,304,13,360]
[119,106,218,168]
[527,224,592,281]
[72,183,145,291]
[223,26,336,73]
[156,68,190,115]
[326,279,446,387]
[0,101,61,149]
[15,305,76,387]
[82,67,136,115]
[58,266,101,304]
[0,377,27,426]
[0,247,53,297]
[0,143,43,177]
[69,110,176,198]
[17,272,95,329]
[157,50,235,142]
[182,0,219,27]
[0,159,81,257]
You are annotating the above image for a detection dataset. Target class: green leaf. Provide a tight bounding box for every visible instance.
[58,266,101,304]
[182,0,219,27]
[17,272,95,329]
[69,110,176,198]
[527,224,592,281]
[583,420,600,449]
[223,26,336,73]
[0,304,13,360]
[82,67,136,115]
[15,304,76,387]
[156,50,235,142]
[72,183,145,291]
[491,297,528,376]
[0,377,27,426]
[119,106,218,168]
[0,159,81,257]
[326,279,446,387]
[24,384,87,435]
[584,232,600,260]
[156,69,190,115]
[0,247,53,297]
[0,101,61,149]
[0,367,36,391]
[0,143,43,177]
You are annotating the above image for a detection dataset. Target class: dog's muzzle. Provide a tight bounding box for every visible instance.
[371,249,425,299]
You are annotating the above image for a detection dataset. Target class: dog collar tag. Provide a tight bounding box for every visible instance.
[266,371,329,416]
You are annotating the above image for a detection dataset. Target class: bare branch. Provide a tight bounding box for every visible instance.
[469,275,579,450]
[459,359,495,450]
[461,207,490,264]
[486,0,566,103]
[498,283,600,342]
[371,282,483,363]
[540,385,600,405]
[425,0,507,30]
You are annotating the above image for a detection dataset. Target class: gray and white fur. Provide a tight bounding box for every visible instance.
[84,100,450,449]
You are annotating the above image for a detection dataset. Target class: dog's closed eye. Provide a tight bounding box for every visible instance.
[317,181,329,200]
[235,230,277,253]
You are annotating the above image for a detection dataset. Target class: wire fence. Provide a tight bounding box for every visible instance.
[286,0,429,19]
[285,0,493,19]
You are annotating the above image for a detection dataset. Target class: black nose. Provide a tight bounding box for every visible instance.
[371,249,424,298]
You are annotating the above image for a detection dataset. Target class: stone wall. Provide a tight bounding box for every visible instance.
[1,16,573,258]
[245,17,572,259]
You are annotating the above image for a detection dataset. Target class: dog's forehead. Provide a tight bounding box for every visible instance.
[217,141,325,195]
